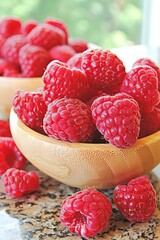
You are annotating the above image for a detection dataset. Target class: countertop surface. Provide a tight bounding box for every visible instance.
[0,164,160,240]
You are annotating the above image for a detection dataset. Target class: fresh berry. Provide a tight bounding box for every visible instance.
[42,60,92,104]
[44,17,68,44]
[60,188,112,238]
[0,137,27,176]
[0,120,12,137]
[43,98,96,143]
[139,107,160,138]
[19,44,51,77]
[0,58,20,76]
[120,66,159,112]
[67,52,83,68]
[0,16,21,38]
[91,93,141,148]
[1,34,26,64]
[21,19,39,36]
[12,90,47,133]
[132,57,160,91]
[49,45,76,62]
[113,176,157,222]
[27,23,66,50]
[81,48,126,91]
[2,168,39,198]
[68,38,88,53]
[0,35,6,57]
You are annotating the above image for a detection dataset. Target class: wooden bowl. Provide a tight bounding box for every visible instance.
[0,76,42,119]
[10,108,160,189]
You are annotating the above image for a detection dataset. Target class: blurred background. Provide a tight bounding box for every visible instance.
[0,0,159,67]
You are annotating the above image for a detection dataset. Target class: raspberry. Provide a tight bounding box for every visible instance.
[81,48,126,91]
[2,168,39,198]
[43,98,96,143]
[67,52,83,68]
[19,44,51,77]
[139,107,160,138]
[0,16,21,38]
[42,60,92,104]
[60,188,112,238]
[68,38,88,53]
[120,66,159,112]
[0,120,12,137]
[21,19,39,36]
[27,23,66,50]
[113,176,157,222]
[12,90,47,133]
[0,58,20,76]
[91,93,141,148]
[49,45,76,62]
[132,57,160,91]
[1,34,26,64]
[0,137,27,176]
[44,17,68,44]
[0,35,6,57]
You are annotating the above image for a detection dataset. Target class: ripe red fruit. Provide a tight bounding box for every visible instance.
[19,44,51,77]
[12,90,47,133]
[0,16,21,38]
[43,98,96,143]
[49,45,76,62]
[113,176,157,222]
[81,48,126,91]
[91,93,141,148]
[60,188,112,238]
[42,60,92,104]
[2,168,39,198]
[120,66,159,112]
[0,120,12,137]
[0,137,27,176]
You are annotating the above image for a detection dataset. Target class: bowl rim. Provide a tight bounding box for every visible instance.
[10,108,160,150]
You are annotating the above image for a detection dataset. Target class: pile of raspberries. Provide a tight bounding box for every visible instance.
[12,48,160,148]
[0,16,88,77]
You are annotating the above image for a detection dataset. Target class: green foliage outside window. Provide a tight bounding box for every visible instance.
[0,0,143,49]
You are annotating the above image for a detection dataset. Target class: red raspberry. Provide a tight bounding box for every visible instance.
[0,35,6,57]
[91,93,141,148]
[27,23,66,50]
[43,98,96,143]
[44,17,68,44]
[120,66,159,112]
[0,120,12,137]
[49,45,76,62]
[42,60,92,104]
[12,90,47,133]
[81,48,126,91]
[19,44,51,77]
[132,57,160,91]
[2,168,39,198]
[0,58,20,76]
[113,176,157,222]
[0,16,21,38]
[1,34,26,64]
[21,19,39,36]
[60,188,112,238]
[67,52,83,68]
[68,38,88,53]
[139,107,160,138]
[0,137,27,176]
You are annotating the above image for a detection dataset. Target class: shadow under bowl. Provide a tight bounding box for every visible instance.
[10,108,160,189]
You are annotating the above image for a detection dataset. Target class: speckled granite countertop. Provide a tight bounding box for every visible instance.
[0,164,160,240]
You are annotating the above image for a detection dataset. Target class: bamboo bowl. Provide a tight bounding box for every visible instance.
[0,76,42,119]
[10,108,160,189]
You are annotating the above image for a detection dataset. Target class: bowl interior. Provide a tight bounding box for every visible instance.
[9,108,160,189]
[0,76,42,119]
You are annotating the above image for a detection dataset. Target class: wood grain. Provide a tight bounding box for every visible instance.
[10,108,160,189]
